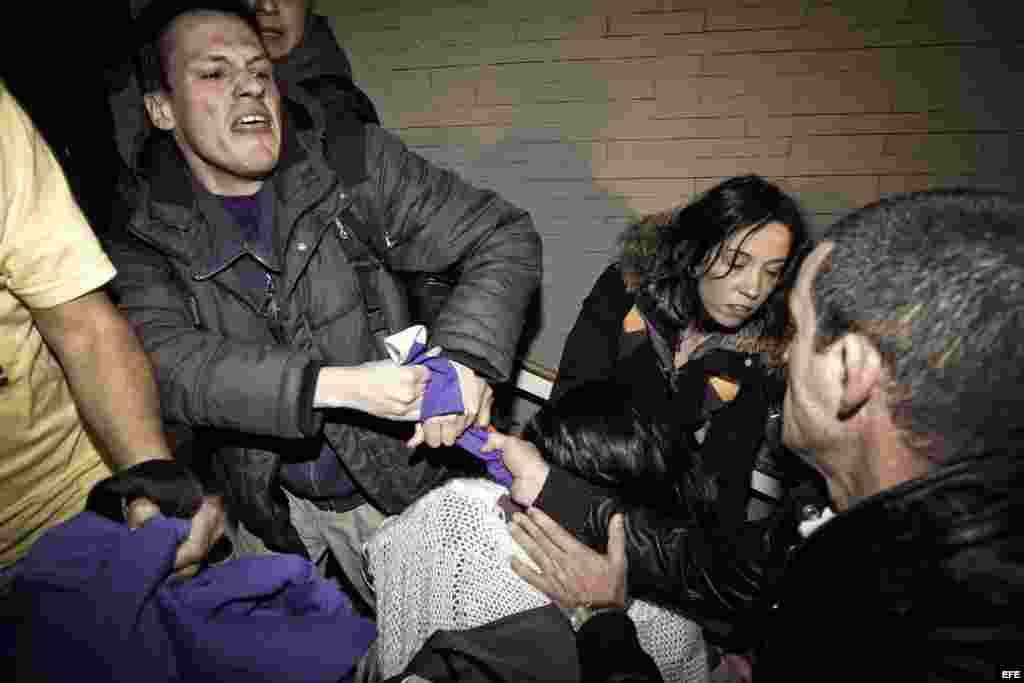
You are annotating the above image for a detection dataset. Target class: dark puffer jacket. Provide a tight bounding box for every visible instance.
[273,12,460,327]
[104,92,541,552]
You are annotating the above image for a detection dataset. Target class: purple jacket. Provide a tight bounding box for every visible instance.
[15,512,375,682]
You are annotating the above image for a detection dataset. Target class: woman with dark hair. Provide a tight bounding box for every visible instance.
[553,175,812,531]
[555,175,806,399]
[529,177,819,679]
[640,175,805,359]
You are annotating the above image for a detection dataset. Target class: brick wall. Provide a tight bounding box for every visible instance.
[319,0,1022,371]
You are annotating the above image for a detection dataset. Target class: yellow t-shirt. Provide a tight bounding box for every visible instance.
[0,84,116,567]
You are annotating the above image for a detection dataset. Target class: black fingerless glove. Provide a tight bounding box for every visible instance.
[86,459,204,524]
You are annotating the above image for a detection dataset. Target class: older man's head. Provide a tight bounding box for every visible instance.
[783,190,1024,509]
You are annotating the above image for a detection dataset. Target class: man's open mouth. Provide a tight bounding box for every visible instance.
[233,114,271,131]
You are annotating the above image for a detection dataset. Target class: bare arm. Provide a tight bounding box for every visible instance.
[313,361,428,419]
[33,288,226,573]
[32,288,171,469]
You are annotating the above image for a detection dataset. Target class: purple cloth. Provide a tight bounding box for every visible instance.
[404,340,513,487]
[457,427,513,488]
[15,512,375,683]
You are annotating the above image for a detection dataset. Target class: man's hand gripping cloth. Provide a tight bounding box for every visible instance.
[384,326,513,487]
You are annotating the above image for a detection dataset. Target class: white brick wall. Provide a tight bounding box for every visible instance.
[318,0,1023,371]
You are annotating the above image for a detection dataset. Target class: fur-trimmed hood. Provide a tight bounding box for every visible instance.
[618,210,790,374]
[616,209,672,285]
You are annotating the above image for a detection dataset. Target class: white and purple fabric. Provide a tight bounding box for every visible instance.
[384,326,512,487]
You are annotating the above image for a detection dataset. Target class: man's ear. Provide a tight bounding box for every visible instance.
[144,92,176,131]
[837,333,883,420]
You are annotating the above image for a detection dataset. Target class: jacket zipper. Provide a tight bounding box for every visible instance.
[263,272,281,320]
[334,216,349,240]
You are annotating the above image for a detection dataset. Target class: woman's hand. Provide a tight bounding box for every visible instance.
[482,431,549,507]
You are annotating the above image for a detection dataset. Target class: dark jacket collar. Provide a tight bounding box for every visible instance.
[191,182,280,278]
[129,89,366,263]
[759,445,1024,682]
[129,136,282,281]
[791,447,1023,591]
[127,89,373,309]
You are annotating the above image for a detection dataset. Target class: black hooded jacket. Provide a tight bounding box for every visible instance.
[273,13,380,127]
[544,447,1024,681]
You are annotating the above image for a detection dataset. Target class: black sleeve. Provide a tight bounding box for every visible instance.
[552,264,635,403]
[535,462,773,651]
[534,464,618,540]
[577,611,665,683]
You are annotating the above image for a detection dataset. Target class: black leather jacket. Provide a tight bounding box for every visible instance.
[755,448,1024,681]
[547,447,1024,680]
[535,462,808,650]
